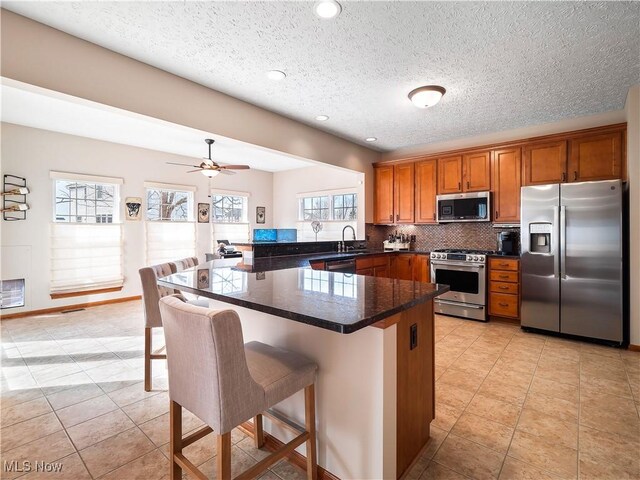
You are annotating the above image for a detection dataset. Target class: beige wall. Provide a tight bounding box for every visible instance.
[625,85,640,346]
[0,9,380,222]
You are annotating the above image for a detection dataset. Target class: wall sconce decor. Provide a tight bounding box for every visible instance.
[2,175,30,221]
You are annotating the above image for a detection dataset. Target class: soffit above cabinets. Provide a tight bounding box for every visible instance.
[3,2,639,151]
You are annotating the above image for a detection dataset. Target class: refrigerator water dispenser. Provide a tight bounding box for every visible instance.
[529,223,552,254]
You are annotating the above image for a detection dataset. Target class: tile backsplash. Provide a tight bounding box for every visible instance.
[366,223,520,252]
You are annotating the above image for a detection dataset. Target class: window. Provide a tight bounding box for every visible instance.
[297,190,359,241]
[298,193,358,222]
[332,193,357,220]
[212,194,248,223]
[301,196,330,221]
[146,188,192,221]
[54,180,116,223]
[144,183,196,265]
[211,190,250,245]
[50,172,123,295]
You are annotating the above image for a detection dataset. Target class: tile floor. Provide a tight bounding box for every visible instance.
[1,301,639,480]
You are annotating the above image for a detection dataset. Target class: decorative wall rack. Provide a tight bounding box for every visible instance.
[2,175,30,221]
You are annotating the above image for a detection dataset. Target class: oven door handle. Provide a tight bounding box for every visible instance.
[435,299,485,309]
[431,261,484,269]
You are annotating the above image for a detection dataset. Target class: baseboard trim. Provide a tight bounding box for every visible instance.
[628,344,640,352]
[0,296,141,320]
[240,421,339,480]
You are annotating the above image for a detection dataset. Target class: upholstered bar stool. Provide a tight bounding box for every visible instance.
[170,256,199,272]
[139,262,178,391]
[159,295,318,480]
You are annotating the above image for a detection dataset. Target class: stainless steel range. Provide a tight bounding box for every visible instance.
[430,249,489,321]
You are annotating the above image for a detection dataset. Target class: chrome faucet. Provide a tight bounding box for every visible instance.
[342,225,356,247]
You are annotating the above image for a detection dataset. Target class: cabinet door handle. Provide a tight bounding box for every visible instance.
[389,214,393,221]
[562,172,566,182]
[466,181,470,189]
[396,214,399,222]
[498,286,509,290]
[498,302,509,307]
[458,182,461,190]
[495,210,499,219]
[499,263,509,267]
[433,213,436,221]
[574,171,577,181]
[499,274,509,279]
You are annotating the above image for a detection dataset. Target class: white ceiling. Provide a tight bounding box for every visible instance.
[0,80,316,172]
[3,2,639,151]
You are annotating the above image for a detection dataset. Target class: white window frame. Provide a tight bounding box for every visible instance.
[144,182,197,266]
[211,189,251,245]
[297,188,358,222]
[49,172,124,295]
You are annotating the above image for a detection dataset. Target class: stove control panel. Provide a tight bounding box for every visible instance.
[430,252,487,263]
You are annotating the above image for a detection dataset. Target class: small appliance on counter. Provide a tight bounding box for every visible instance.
[496,231,519,256]
[383,232,411,251]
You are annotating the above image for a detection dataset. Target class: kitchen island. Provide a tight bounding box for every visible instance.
[159,262,448,479]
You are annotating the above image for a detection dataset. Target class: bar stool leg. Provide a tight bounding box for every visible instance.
[305,384,318,480]
[254,414,265,448]
[217,432,232,480]
[144,327,152,391]
[170,401,182,480]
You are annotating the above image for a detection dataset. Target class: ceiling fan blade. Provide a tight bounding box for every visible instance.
[220,165,250,170]
[167,162,200,167]
[186,169,203,173]
[219,169,236,175]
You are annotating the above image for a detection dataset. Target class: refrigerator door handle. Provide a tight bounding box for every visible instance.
[560,205,567,279]
[553,206,560,278]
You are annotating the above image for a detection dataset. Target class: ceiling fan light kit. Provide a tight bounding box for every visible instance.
[166,138,250,177]
[408,85,446,108]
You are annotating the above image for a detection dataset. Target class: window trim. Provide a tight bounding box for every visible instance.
[52,175,121,224]
[210,189,250,225]
[297,188,358,222]
[145,182,196,222]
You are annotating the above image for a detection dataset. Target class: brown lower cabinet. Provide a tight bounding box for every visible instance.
[488,257,520,320]
[356,254,430,282]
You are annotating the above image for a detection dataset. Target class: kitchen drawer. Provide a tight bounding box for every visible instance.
[489,293,519,318]
[356,257,374,269]
[490,270,519,283]
[489,258,519,271]
[490,281,519,294]
[356,267,373,276]
[372,255,388,267]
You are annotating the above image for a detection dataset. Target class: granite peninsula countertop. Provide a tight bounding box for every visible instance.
[158,262,449,334]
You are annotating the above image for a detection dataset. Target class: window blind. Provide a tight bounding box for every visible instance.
[146,221,196,266]
[50,223,123,294]
[211,223,250,245]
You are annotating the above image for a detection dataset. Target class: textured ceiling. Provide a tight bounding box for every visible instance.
[3,1,639,151]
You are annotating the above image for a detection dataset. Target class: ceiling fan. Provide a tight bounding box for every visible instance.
[167,139,250,177]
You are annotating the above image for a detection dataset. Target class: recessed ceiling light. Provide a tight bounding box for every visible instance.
[315,115,329,121]
[365,137,377,142]
[408,85,446,108]
[314,0,342,19]
[266,70,286,81]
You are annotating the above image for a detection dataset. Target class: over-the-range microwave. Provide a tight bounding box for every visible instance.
[436,191,491,222]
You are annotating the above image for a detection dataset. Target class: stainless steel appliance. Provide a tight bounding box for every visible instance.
[436,191,490,223]
[497,231,519,256]
[521,180,625,344]
[325,258,356,274]
[430,249,488,321]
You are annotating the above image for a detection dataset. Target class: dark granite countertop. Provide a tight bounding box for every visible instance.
[487,253,521,259]
[158,262,449,334]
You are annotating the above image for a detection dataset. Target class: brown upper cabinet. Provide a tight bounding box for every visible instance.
[374,164,414,224]
[492,148,522,223]
[437,155,463,194]
[438,152,490,194]
[568,131,622,182]
[463,151,492,192]
[522,140,567,185]
[414,159,438,223]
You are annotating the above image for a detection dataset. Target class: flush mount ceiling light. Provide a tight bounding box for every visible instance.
[408,85,446,108]
[266,70,286,81]
[315,115,329,121]
[314,0,342,19]
[365,137,377,142]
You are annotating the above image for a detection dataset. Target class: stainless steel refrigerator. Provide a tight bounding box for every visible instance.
[520,180,625,344]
